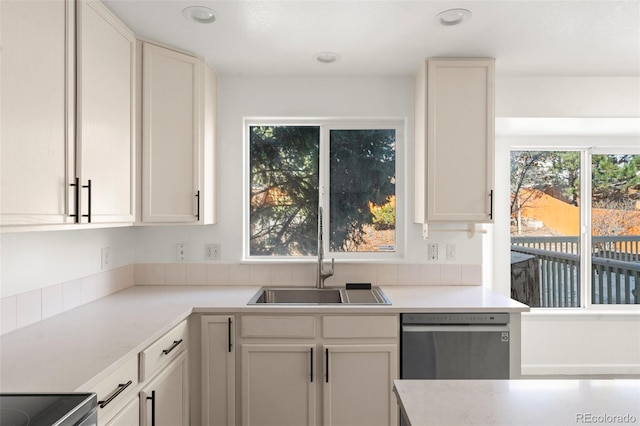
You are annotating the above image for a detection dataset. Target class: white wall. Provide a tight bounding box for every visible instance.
[1,74,484,303]
[0,227,135,298]
[133,75,484,265]
[494,75,640,375]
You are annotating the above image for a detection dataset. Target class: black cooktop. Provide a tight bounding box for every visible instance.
[0,393,96,426]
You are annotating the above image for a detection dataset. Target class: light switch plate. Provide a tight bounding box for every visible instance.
[176,244,186,261]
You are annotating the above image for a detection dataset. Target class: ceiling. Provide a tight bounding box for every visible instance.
[103,0,640,77]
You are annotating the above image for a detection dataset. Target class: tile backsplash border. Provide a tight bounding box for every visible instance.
[1,265,134,335]
[1,262,481,335]
[134,263,482,287]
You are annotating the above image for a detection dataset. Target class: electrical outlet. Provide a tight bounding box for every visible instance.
[446,243,456,261]
[204,243,221,261]
[101,247,111,270]
[176,244,186,261]
[428,243,438,261]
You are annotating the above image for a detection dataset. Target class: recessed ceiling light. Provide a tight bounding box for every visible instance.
[435,8,472,26]
[314,52,341,64]
[182,6,216,24]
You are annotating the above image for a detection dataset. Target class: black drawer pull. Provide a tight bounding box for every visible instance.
[82,179,92,223]
[228,318,233,353]
[489,189,494,220]
[310,347,314,383]
[195,190,200,221]
[325,348,329,383]
[147,390,156,426]
[69,177,80,223]
[98,380,132,409]
[162,339,183,355]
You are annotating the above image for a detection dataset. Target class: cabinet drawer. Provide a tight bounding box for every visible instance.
[140,319,188,381]
[106,396,139,426]
[323,316,398,338]
[92,355,138,422]
[241,316,316,338]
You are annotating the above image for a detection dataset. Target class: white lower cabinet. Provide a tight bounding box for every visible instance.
[90,355,138,425]
[201,315,236,426]
[106,397,140,426]
[323,345,398,426]
[140,350,189,426]
[241,344,317,426]
[237,315,398,426]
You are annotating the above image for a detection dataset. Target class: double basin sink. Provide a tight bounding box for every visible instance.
[248,286,391,305]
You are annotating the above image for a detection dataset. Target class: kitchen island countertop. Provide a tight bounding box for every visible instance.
[0,284,527,392]
[393,379,640,426]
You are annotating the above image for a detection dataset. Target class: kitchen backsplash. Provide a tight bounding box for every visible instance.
[1,264,135,335]
[1,263,481,335]
[134,263,482,287]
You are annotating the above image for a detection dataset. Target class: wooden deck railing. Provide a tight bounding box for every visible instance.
[511,236,640,306]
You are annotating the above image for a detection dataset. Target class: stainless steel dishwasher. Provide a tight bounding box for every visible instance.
[401,313,510,380]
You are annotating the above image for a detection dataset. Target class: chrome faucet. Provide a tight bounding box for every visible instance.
[316,206,334,289]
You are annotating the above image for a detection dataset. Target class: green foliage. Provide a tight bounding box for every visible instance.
[371,196,396,230]
[249,126,396,255]
[329,129,396,251]
[511,151,640,232]
[592,154,640,209]
[250,126,319,255]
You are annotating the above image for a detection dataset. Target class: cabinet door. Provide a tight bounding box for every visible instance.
[0,0,75,226]
[142,43,201,223]
[415,58,495,223]
[323,345,398,426]
[140,351,189,426]
[241,344,316,426]
[201,315,235,426]
[106,397,139,426]
[77,0,135,223]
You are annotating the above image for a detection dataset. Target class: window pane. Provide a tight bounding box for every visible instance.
[249,126,319,256]
[329,129,396,252]
[591,154,640,305]
[510,151,581,307]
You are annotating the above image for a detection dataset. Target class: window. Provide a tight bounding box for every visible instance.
[246,120,402,259]
[510,149,639,307]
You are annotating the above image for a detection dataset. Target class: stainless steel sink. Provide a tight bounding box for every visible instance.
[248,287,391,305]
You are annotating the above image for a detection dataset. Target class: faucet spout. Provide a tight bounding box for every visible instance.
[316,206,334,289]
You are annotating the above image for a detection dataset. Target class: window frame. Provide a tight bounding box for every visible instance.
[509,145,640,311]
[243,117,405,262]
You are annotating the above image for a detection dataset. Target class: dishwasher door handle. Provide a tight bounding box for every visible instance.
[402,325,509,333]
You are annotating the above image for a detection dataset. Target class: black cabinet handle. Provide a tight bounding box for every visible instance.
[147,390,156,426]
[162,339,183,355]
[69,177,80,223]
[489,189,494,220]
[195,190,200,221]
[82,179,92,223]
[228,318,233,353]
[325,348,329,383]
[310,347,314,383]
[98,380,132,409]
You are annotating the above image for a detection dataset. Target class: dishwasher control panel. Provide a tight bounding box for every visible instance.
[402,313,510,325]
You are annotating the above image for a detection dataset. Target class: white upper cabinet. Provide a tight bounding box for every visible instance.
[141,42,216,224]
[77,0,136,224]
[1,0,75,226]
[1,0,136,229]
[414,58,495,224]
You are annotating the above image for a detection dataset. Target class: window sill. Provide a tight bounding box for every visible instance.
[523,307,640,321]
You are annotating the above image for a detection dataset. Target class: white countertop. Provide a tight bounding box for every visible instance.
[0,285,527,392]
[394,379,640,426]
